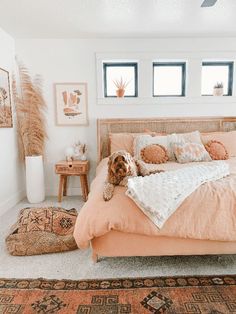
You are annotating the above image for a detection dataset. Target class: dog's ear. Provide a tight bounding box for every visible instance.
[107,155,116,184]
[108,154,113,168]
[131,159,138,176]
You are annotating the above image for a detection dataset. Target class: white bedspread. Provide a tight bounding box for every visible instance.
[126,161,230,229]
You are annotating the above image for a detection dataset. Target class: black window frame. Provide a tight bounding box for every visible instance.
[103,62,138,98]
[201,61,234,96]
[153,62,186,97]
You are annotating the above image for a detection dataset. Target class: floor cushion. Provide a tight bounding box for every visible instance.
[5,207,78,256]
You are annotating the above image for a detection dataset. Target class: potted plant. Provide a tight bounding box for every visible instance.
[113,77,130,97]
[13,62,47,203]
[213,82,224,96]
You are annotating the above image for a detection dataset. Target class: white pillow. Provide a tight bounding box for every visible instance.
[134,131,202,161]
[134,134,175,161]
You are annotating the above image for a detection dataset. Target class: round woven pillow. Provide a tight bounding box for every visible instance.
[140,144,168,164]
[205,140,229,160]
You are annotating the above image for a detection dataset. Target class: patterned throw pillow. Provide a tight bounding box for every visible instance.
[205,140,229,160]
[140,144,169,164]
[170,131,203,146]
[139,131,203,161]
[5,207,78,256]
[134,134,176,161]
[173,142,212,163]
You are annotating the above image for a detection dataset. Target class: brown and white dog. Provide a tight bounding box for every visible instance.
[103,150,162,201]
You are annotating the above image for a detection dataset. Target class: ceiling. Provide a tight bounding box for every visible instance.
[0,0,235,38]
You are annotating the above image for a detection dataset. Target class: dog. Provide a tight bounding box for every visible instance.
[103,150,162,201]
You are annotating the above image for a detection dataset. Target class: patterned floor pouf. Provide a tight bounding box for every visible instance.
[5,207,78,256]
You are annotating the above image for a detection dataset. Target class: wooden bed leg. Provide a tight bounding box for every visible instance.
[92,252,98,263]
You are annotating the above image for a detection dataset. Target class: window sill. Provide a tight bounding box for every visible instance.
[97,96,236,105]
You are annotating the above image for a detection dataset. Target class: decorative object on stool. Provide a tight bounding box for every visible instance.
[0,275,235,313]
[5,207,78,256]
[79,143,87,161]
[65,146,75,162]
[213,82,224,96]
[113,77,130,97]
[12,61,47,203]
[74,141,87,160]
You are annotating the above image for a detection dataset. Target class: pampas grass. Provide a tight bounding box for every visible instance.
[12,62,47,160]
[0,106,12,127]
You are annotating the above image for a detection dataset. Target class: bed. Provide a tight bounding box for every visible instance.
[73,117,236,262]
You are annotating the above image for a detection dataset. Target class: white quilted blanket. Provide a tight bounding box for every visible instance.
[126,161,230,229]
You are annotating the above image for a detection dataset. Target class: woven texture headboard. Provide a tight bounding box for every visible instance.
[97,117,236,161]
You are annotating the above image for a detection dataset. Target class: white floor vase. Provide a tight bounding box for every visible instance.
[25,155,45,203]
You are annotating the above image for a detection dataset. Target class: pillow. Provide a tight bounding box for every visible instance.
[201,131,236,157]
[205,140,229,160]
[144,129,165,137]
[140,144,168,164]
[145,129,202,144]
[166,131,202,149]
[5,207,78,256]
[109,130,203,158]
[173,142,212,163]
[134,134,176,160]
[109,133,144,155]
[134,132,202,162]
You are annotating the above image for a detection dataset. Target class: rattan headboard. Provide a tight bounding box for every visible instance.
[97,117,236,161]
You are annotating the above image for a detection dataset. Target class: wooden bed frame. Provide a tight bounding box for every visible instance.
[91,117,236,262]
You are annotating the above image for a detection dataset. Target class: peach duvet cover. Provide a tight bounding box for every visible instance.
[74,158,236,249]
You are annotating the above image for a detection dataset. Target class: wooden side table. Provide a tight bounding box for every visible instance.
[55,160,89,202]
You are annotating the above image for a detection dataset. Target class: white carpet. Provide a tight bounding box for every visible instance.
[0,196,236,280]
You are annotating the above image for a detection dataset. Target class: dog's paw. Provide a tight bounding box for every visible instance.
[145,169,165,176]
[151,169,165,174]
[103,183,114,201]
[103,193,112,201]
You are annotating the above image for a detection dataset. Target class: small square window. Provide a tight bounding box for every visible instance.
[153,62,186,97]
[103,62,138,97]
[201,62,234,96]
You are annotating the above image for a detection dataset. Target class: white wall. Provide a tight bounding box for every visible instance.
[15,37,236,196]
[0,28,24,214]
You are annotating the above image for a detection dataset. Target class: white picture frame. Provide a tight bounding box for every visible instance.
[0,67,12,128]
[54,82,88,126]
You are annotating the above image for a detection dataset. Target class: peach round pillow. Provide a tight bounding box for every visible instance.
[205,140,229,160]
[140,144,168,164]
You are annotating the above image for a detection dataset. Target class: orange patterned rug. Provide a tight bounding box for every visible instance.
[0,275,236,313]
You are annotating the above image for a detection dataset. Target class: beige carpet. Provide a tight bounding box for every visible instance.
[0,196,236,280]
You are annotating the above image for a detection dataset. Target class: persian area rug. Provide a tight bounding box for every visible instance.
[0,275,236,313]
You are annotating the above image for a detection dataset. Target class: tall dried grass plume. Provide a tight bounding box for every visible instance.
[12,62,47,160]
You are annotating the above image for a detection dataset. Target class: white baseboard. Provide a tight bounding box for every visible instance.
[0,189,26,216]
[46,186,82,196]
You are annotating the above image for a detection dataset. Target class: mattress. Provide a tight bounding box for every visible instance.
[74,158,236,249]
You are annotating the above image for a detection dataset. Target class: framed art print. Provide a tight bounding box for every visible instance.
[54,82,88,126]
[0,67,12,128]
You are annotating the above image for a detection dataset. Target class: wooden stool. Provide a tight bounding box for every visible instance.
[55,160,89,202]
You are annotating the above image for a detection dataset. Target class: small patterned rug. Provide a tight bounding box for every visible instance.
[0,275,236,313]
